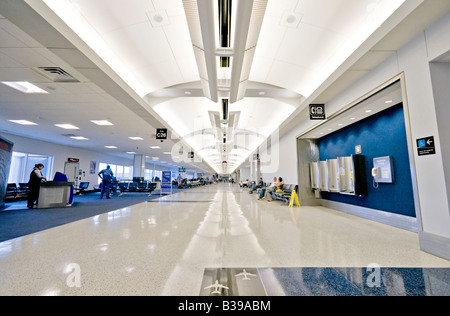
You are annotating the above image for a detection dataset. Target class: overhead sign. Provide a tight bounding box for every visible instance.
[67,158,79,163]
[310,104,326,120]
[156,128,168,140]
[417,136,436,156]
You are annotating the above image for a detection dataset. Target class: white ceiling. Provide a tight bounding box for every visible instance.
[0,0,449,174]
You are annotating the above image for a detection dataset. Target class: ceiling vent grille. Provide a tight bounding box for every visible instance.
[35,67,80,83]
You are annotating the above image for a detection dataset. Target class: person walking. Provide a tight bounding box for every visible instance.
[177,173,183,189]
[27,163,47,208]
[98,165,114,199]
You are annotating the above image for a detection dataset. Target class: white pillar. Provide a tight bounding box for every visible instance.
[133,154,145,180]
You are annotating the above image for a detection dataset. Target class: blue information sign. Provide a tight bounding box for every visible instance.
[162,171,172,184]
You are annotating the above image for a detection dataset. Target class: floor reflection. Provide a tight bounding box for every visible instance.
[261,267,450,296]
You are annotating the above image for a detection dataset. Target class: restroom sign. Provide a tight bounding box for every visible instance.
[417,136,436,156]
[310,104,326,120]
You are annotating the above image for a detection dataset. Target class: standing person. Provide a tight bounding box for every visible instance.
[177,173,183,188]
[98,165,114,199]
[27,163,47,208]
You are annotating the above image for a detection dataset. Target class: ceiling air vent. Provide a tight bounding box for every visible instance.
[35,67,79,83]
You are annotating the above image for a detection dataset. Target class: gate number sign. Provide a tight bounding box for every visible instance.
[156,128,168,140]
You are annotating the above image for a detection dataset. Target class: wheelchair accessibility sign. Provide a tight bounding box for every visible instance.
[417,136,436,156]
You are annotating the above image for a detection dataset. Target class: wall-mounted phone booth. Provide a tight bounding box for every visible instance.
[319,161,328,192]
[327,159,339,192]
[312,155,367,197]
[310,162,319,189]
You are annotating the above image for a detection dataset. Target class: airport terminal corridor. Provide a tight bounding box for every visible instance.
[0,183,448,296]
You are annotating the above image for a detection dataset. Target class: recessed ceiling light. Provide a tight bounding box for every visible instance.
[385,100,393,104]
[350,117,356,120]
[365,109,373,113]
[163,152,171,155]
[185,91,192,95]
[152,157,159,160]
[9,120,38,126]
[150,146,160,149]
[105,146,118,149]
[126,152,136,154]
[55,124,80,130]
[1,81,49,94]
[129,137,144,140]
[338,123,343,126]
[70,136,88,140]
[91,120,114,126]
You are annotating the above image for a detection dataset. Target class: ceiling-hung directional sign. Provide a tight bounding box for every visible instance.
[156,128,168,140]
[310,104,326,120]
[417,136,436,156]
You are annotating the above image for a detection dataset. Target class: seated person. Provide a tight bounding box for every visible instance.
[262,177,283,202]
[258,176,278,200]
[251,177,264,191]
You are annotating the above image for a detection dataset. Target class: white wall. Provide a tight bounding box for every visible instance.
[0,132,132,189]
[0,132,182,189]
[258,12,450,259]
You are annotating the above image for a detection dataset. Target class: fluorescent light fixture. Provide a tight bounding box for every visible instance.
[105,146,118,149]
[163,152,171,155]
[365,110,373,113]
[385,100,393,104]
[152,157,159,160]
[129,137,144,140]
[55,124,80,130]
[127,151,136,154]
[9,120,38,125]
[150,146,161,149]
[1,81,49,94]
[70,136,88,140]
[91,120,114,126]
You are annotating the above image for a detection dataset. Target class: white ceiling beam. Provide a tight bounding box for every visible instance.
[229,0,267,104]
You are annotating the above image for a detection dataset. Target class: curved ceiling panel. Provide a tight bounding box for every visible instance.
[34,0,410,174]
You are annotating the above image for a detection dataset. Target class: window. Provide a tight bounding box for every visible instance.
[97,162,133,184]
[8,152,53,184]
[144,169,153,181]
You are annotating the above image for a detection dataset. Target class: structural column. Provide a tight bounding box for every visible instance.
[133,154,145,180]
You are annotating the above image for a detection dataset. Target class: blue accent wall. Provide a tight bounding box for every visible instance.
[318,104,416,218]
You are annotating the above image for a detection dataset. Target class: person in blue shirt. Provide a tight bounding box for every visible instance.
[252,177,264,191]
[98,165,114,199]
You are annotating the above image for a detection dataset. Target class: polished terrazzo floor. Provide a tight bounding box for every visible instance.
[0,183,449,296]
